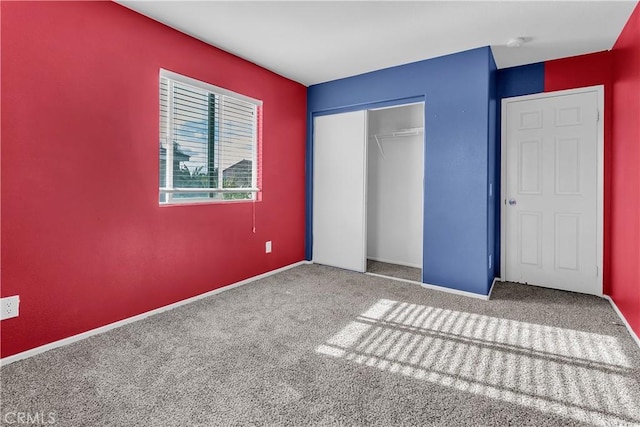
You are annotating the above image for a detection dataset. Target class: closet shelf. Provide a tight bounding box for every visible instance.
[370,127,424,139]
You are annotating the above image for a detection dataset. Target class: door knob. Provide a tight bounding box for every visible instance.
[508,198,517,206]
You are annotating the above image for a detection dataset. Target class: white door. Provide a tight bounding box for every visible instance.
[502,87,603,295]
[313,111,367,272]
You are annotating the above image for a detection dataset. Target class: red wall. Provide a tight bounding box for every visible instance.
[611,2,640,337]
[1,2,306,357]
[545,4,640,338]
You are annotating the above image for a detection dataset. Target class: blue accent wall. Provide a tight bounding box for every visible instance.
[306,47,495,295]
[494,63,544,274]
[497,63,545,99]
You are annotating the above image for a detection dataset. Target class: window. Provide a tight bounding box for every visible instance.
[159,69,262,204]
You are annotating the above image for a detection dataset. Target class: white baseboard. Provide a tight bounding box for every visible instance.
[488,277,501,300]
[0,260,312,367]
[604,295,640,349]
[421,281,492,301]
[366,257,421,269]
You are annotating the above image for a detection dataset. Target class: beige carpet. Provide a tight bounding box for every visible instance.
[2,264,639,426]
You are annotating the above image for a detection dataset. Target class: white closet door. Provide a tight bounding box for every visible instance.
[313,111,367,272]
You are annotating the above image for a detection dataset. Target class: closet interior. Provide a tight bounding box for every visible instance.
[366,103,424,282]
[311,101,424,283]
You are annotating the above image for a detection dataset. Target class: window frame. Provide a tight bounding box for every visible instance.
[159,69,262,205]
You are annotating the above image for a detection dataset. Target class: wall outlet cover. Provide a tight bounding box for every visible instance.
[1,295,20,320]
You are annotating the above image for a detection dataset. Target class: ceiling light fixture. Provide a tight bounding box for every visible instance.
[507,37,526,48]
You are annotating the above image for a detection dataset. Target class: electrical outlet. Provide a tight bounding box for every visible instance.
[1,295,20,320]
[265,241,272,253]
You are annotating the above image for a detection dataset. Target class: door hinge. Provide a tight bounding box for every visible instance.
[597,110,600,122]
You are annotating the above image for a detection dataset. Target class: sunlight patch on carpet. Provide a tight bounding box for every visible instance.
[316,299,639,426]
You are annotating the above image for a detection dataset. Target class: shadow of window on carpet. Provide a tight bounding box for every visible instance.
[315,298,640,426]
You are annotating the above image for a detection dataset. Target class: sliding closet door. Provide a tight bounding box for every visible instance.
[313,111,367,272]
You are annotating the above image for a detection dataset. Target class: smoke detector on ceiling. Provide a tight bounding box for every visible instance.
[507,37,526,48]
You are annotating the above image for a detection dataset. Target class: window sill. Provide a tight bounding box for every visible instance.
[159,198,261,207]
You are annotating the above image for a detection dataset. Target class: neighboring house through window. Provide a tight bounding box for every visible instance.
[159,69,262,204]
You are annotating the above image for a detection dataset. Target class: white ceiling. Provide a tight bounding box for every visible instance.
[117,1,638,86]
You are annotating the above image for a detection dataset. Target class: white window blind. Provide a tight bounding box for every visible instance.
[159,69,262,204]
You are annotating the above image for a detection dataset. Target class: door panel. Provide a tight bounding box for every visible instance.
[312,111,367,272]
[504,90,600,295]
[519,139,542,194]
[519,211,541,266]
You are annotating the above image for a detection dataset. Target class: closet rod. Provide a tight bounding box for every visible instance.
[370,127,424,139]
